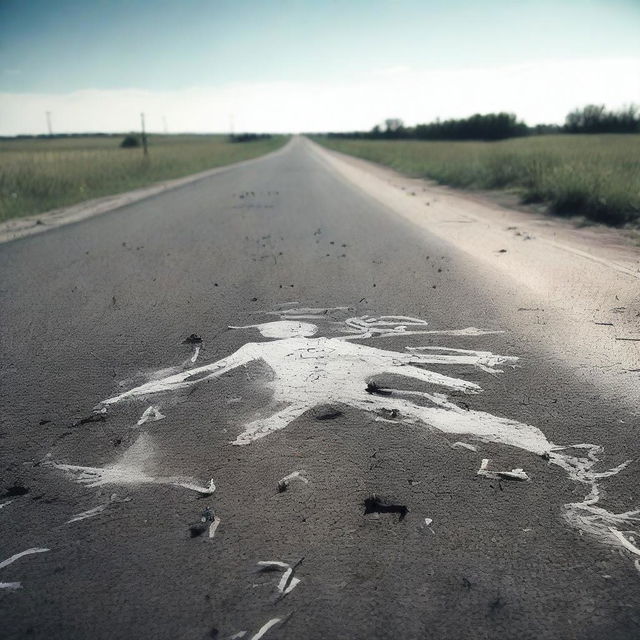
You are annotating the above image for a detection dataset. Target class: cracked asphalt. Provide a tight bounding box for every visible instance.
[1,137,639,639]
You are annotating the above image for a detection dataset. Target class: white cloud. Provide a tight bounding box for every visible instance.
[1,58,638,135]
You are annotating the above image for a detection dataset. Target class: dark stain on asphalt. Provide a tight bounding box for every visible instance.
[365,381,392,396]
[73,413,107,427]
[314,406,343,421]
[363,495,408,521]
[3,482,30,498]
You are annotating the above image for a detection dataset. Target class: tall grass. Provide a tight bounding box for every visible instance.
[316,135,640,226]
[0,135,288,222]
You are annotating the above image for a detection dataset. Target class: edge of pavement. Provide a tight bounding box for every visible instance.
[305,136,640,409]
[0,137,294,245]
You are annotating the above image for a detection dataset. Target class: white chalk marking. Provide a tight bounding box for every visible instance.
[229,632,247,640]
[209,516,221,539]
[191,345,201,363]
[51,433,215,495]
[0,500,14,510]
[72,309,640,568]
[67,504,107,523]
[0,582,22,590]
[250,618,282,640]
[451,441,478,452]
[0,548,49,570]
[136,405,165,426]
[609,528,640,557]
[424,518,433,526]
[477,458,529,481]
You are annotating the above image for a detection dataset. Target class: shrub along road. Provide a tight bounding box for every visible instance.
[1,137,639,639]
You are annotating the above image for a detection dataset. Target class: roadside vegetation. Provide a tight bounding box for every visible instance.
[316,105,640,226]
[0,134,287,222]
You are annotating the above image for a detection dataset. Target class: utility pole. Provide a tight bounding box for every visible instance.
[46,111,52,136]
[140,112,148,157]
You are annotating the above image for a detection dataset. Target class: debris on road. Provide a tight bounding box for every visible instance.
[183,334,203,362]
[248,617,283,640]
[136,405,165,426]
[257,559,303,596]
[67,493,132,524]
[277,470,308,493]
[209,516,221,539]
[73,412,107,426]
[67,504,107,524]
[451,441,478,452]
[363,495,408,520]
[477,458,529,481]
[365,381,392,396]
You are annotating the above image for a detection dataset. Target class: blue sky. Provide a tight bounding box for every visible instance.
[1,0,639,133]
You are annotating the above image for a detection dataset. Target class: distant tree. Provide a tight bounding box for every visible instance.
[384,118,404,133]
[120,134,141,148]
[564,104,640,133]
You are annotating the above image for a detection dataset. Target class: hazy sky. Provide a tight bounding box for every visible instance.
[1,0,639,134]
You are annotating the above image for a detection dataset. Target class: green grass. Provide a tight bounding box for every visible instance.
[0,134,288,222]
[314,135,640,226]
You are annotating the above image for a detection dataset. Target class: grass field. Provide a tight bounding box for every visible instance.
[0,134,288,222]
[315,135,640,226]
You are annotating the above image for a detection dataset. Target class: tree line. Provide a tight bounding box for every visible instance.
[325,105,639,141]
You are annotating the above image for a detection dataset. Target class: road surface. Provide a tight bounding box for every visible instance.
[1,137,639,639]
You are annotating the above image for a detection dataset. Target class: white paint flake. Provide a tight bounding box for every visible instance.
[0,582,22,590]
[209,516,221,539]
[50,433,215,495]
[249,617,282,640]
[451,441,478,452]
[278,470,308,491]
[0,500,14,510]
[191,345,201,363]
[0,548,49,570]
[477,458,530,481]
[257,560,301,595]
[136,405,165,426]
[67,504,107,523]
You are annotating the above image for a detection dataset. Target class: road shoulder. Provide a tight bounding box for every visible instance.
[307,137,640,406]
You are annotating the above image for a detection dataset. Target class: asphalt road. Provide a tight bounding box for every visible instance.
[1,137,639,639]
